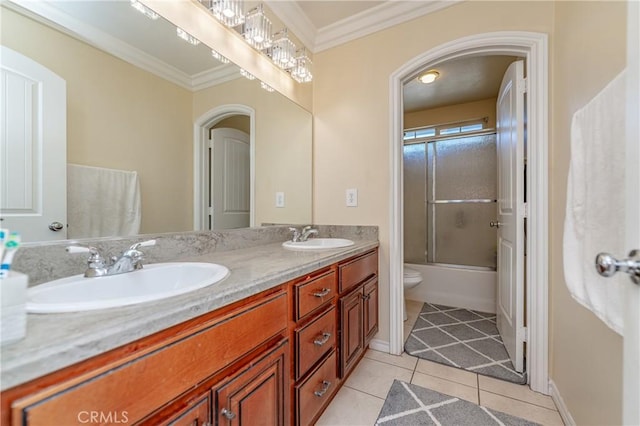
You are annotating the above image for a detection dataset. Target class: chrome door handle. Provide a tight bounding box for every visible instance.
[220,408,236,420]
[313,332,332,346]
[314,380,331,397]
[312,288,331,298]
[595,250,640,284]
[489,221,502,228]
[49,221,64,231]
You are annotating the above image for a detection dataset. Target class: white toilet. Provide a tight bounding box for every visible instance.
[403,266,423,321]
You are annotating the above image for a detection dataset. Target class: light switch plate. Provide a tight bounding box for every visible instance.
[346,188,358,207]
[275,192,285,208]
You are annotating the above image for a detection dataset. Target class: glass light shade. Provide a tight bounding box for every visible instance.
[130,0,158,20]
[211,49,230,64]
[418,71,439,84]
[176,27,200,46]
[271,29,296,69]
[240,68,255,80]
[243,4,272,50]
[208,0,244,27]
[291,48,313,83]
[260,81,275,92]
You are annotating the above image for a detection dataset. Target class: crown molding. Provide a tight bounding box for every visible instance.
[264,0,316,52]
[314,0,462,52]
[3,0,238,91]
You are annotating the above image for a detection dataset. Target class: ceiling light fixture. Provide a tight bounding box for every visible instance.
[130,0,158,20]
[176,27,200,46]
[291,48,313,83]
[417,70,440,84]
[270,29,296,69]
[207,0,244,27]
[243,4,272,50]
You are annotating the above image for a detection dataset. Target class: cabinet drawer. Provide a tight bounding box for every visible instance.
[294,270,336,321]
[13,292,287,425]
[295,306,336,380]
[339,251,377,294]
[295,351,338,426]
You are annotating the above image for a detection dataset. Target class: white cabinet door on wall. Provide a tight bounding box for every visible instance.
[0,46,66,242]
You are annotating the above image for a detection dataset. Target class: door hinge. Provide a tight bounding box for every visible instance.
[522,202,528,218]
[208,139,214,149]
[519,326,528,342]
[518,77,527,94]
[208,207,214,215]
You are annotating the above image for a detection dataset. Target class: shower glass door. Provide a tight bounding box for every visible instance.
[403,133,497,269]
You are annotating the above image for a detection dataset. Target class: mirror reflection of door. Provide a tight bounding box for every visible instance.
[209,121,250,230]
[0,46,67,242]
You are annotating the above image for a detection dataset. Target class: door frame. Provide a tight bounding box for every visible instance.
[388,32,549,394]
[194,104,256,230]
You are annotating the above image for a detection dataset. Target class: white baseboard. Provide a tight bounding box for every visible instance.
[549,379,576,426]
[369,338,390,353]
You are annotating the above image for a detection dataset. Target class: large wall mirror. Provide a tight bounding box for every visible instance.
[0,0,312,242]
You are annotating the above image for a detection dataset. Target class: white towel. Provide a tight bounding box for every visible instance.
[67,164,141,239]
[563,70,627,335]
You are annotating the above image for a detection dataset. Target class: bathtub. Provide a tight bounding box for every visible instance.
[404,263,496,313]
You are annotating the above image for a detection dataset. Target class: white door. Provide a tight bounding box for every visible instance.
[623,2,639,423]
[0,46,66,242]
[495,60,526,372]
[210,128,250,230]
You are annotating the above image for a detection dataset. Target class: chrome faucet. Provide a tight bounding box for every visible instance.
[67,240,156,278]
[288,226,318,242]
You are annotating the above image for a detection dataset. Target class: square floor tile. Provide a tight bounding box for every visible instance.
[415,359,478,388]
[480,390,564,425]
[316,386,385,426]
[365,349,418,371]
[345,358,414,399]
[411,372,479,404]
[478,376,555,409]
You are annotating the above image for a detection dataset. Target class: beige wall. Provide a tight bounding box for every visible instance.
[404,97,497,130]
[193,78,312,226]
[550,2,626,424]
[313,1,626,423]
[1,8,194,235]
[313,0,554,369]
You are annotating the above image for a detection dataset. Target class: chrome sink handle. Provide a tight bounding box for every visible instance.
[66,245,108,277]
[129,239,156,251]
[289,227,301,242]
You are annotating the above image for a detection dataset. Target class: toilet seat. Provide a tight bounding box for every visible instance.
[404,267,422,279]
[403,267,423,286]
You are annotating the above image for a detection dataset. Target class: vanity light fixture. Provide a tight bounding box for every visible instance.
[243,4,272,50]
[130,0,159,20]
[291,48,313,83]
[176,27,200,46]
[270,29,296,69]
[260,82,275,92]
[239,68,255,80]
[207,0,244,27]
[417,70,440,84]
[211,49,230,64]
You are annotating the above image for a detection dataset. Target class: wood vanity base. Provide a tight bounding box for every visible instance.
[0,248,378,426]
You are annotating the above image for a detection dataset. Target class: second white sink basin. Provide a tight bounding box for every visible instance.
[26,262,230,313]
[282,238,354,250]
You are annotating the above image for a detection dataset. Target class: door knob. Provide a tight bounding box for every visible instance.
[49,221,64,231]
[595,250,640,284]
[489,221,502,228]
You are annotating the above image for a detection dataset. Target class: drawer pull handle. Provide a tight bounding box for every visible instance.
[314,332,332,346]
[361,294,371,300]
[312,288,331,298]
[314,380,332,397]
[221,408,236,420]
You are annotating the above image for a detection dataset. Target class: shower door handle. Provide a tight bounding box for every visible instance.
[489,220,502,228]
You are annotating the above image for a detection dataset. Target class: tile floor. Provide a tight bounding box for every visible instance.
[315,299,564,426]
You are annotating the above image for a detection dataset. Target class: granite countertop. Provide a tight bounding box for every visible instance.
[0,239,378,391]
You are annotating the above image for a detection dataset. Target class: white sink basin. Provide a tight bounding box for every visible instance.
[282,238,355,250]
[26,262,230,313]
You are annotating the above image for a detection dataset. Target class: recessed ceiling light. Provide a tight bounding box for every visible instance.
[417,70,440,84]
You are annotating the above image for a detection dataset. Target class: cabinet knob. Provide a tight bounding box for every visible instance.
[313,332,332,346]
[312,288,331,298]
[314,380,332,397]
[221,408,236,420]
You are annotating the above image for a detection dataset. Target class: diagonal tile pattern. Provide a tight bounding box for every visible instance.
[405,302,527,384]
[375,380,540,426]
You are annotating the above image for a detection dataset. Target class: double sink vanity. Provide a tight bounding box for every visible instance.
[0,225,379,425]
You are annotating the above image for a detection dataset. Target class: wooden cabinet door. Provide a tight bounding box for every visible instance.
[166,392,211,426]
[214,342,288,426]
[363,278,379,346]
[339,288,363,378]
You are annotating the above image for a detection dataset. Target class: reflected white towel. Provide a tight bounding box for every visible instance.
[563,70,626,335]
[67,164,141,239]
